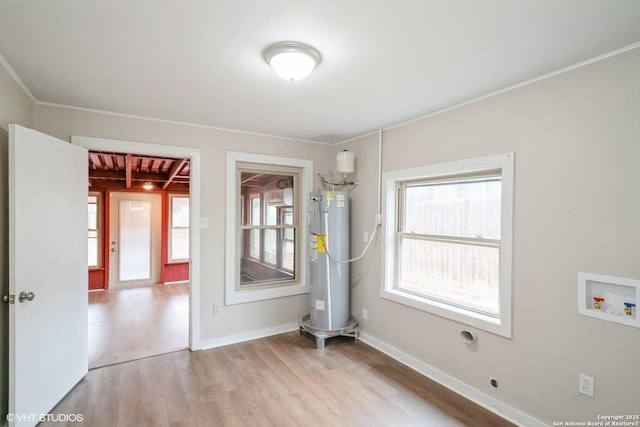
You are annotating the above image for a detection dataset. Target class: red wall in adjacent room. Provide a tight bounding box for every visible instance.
[88,189,189,290]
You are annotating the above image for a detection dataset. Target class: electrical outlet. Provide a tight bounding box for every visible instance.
[579,373,594,397]
[213,305,220,315]
[362,308,368,320]
[363,231,369,242]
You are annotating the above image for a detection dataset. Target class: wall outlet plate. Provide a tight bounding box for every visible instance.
[579,373,594,397]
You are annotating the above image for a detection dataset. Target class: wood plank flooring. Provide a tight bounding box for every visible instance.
[48,331,515,427]
[88,283,189,368]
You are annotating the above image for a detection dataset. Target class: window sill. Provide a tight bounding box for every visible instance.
[381,287,511,338]
[226,282,309,305]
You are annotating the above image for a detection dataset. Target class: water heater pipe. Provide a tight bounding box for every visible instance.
[377,128,382,217]
[320,128,382,271]
[324,129,383,265]
[325,224,378,265]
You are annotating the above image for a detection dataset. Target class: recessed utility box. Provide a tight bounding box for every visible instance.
[578,272,638,328]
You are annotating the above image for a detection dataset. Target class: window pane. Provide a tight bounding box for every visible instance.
[250,229,260,258]
[399,237,499,315]
[281,229,295,271]
[240,228,294,285]
[404,179,501,239]
[88,203,97,230]
[264,229,277,265]
[265,201,277,226]
[171,228,189,260]
[282,210,293,225]
[88,234,98,267]
[283,227,294,240]
[171,197,189,227]
[251,196,261,225]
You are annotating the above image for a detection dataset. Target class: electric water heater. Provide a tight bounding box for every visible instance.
[301,190,358,349]
[309,191,349,329]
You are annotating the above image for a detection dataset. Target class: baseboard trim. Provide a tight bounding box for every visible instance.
[198,323,300,350]
[358,332,546,427]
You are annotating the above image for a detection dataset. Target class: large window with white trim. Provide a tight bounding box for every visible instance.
[382,153,514,337]
[226,151,312,305]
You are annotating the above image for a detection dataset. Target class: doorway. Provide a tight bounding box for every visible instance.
[109,191,162,288]
[87,155,190,368]
[73,135,202,364]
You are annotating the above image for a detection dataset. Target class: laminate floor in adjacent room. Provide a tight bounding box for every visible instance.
[88,283,189,369]
[49,331,516,427]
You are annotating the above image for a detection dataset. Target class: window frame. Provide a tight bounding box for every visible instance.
[225,151,312,305]
[168,194,190,262]
[239,165,299,287]
[381,153,514,338]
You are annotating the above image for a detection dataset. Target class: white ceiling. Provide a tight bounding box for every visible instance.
[1,1,639,143]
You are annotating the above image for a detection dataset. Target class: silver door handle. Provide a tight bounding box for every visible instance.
[18,291,35,303]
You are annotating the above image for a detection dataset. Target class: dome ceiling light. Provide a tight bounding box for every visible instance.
[263,41,321,81]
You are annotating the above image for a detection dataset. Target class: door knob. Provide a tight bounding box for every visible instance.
[18,291,35,303]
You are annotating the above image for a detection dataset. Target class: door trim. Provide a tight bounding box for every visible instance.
[71,136,201,351]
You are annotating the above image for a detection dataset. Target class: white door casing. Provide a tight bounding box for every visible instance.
[8,125,88,427]
[71,135,201,351]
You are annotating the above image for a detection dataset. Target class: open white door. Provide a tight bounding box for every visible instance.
[8,125,88,427]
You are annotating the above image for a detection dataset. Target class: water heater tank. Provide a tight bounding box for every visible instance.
[301,191,359,349]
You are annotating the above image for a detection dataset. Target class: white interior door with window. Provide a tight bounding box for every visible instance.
[8,124,88,427]
[109,191,161,288]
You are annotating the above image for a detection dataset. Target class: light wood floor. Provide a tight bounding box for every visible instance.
[49,331,515,427]
[88,283,189,369]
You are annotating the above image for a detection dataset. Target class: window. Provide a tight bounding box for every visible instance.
[240,171,298,286]
[382,153,514,337]
[226,151,312,305]
[88,192,101,268]
[169,195,190,261]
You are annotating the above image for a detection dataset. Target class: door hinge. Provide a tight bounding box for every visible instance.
[3,294,15,304]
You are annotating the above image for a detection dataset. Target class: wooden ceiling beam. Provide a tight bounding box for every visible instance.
[125,153,132,189]
[162,158,188,190]
[89,170,176,181]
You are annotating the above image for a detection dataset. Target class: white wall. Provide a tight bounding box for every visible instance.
[32,105,333,346]
[340,47,640,424]
[0,59,34,424]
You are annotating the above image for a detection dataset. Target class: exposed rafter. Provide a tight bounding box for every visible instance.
[87,150,190,191]
[162,158,188,190]
[125,153,132,189]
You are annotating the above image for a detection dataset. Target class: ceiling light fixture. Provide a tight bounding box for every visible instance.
[263,41,321,81]
[142,182,154,190]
